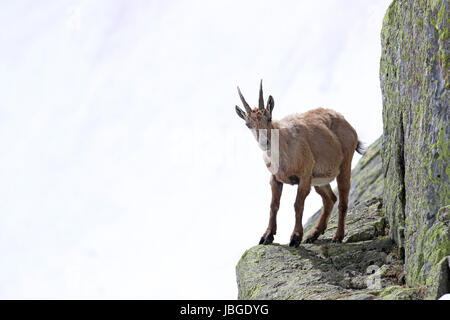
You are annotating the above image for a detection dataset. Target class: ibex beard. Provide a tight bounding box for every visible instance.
[235,80,364,247]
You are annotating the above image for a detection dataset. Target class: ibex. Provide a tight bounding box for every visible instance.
[235,81,364,247]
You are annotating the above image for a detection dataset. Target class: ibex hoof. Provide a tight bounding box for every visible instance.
[289,235,302,248]
[305,235,318,243]
[332,238,343,243]
[259,234,274,245]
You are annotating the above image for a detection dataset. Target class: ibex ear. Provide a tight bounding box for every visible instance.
[267,95,274,115]
[235,105,246,120]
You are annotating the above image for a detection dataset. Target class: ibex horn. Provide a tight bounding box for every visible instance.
[259,79,264,110]
[237,86,252,113]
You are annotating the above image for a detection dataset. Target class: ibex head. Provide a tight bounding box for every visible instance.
[235,80,275,148]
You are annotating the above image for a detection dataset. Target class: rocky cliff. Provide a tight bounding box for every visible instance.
[236,0,449,300]
[380,0,449,298]
[237,139,422,300]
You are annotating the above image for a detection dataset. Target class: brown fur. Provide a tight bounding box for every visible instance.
[235,83,361,246]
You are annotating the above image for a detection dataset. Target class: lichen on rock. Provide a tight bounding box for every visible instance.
[380,0,449,298]
[236,239,405,300]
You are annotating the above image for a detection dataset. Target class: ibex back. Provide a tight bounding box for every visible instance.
[235,81,364,247]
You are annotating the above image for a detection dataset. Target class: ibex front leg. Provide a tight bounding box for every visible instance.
[289,176,311,247]
[259,175,283,245]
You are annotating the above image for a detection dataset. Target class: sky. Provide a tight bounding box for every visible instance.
[0,0,392,299]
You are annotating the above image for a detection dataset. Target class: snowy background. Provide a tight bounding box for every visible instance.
[0,0,391,299]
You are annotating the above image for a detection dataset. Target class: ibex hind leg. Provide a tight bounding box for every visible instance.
[333,163,351,243]
[305,184,337,243]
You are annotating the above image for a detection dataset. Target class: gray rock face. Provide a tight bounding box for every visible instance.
[380,0,449,297]
[236,239,405,300]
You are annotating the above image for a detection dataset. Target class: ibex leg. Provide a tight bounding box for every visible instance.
[305,184,337,243]
[289,176,311,247]
[259,175,283,245]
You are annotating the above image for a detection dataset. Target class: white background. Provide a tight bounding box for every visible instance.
[0,0,391,299]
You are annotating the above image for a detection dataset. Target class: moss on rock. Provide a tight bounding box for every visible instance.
[380,285,419,300]
[380,0,450,298]
[236,239,397,300]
